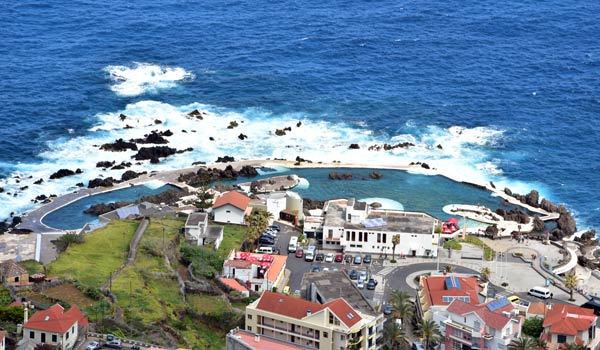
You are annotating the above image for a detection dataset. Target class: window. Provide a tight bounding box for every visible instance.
[351,231,355,241]
[29,331,34,339]
[65,331,69,339]
[323,332,328,338]
[247,326,252,331]
[226,210,231,213]
[315,330,320,338]
[329,312,334,324]
[557,335,567,344]
[52,334,57,342]
[358,232,362,242]
[72,325,75,333]
[382,233,387,243]
[346,231,350,241]
[248,314,252,320]
[377,233,381,243]
[41,333,46,343]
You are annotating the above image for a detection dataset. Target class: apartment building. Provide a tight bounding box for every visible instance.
[245,292,381,350]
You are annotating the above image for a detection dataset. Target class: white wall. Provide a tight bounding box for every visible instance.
[24,323,78,350]
[214,204,245,225]
[267,195,287,219]
[340,228,437,256]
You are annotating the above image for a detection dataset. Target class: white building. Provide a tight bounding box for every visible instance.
[212,191,251,225]
[318,198,444,256]
[20,304,88,350]
[266,192,287,219]
[222,251,287,293]
[184,212,224,249]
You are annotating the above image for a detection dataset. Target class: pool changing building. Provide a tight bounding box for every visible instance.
[312,198,445,257]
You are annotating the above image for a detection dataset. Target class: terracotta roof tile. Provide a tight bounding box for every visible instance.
[24,304,87,333]
[231,329,305,350]
[220,278,249,293]
[447,299,515,330]
[0,260,27,278]
[213,191,250,211]
[256,292,326,319]
[543,304,596,336]
[265,255,287,283]
[422,275,480,306]
[324,298,362,328]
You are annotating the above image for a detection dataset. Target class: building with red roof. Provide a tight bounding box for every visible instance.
[416,274,482,322]
[21,304,88,350]
[226,328,306,350]
[219,277,250,297]
[245,291,381,349]
[443,297,523,350]
[212,191,252,225]
[540,303,599,349]
[223,251,288,293]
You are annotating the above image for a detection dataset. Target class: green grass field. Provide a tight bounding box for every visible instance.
[216,224,246,258]
[48,220,138,287]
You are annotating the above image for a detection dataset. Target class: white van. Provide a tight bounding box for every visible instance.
[255,246,274,254]
[288,236,299,253]
[305,245,316,262]
[528,286,552,299]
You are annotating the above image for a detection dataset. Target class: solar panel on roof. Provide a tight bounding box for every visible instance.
[363,218,386,228]
[445,276,461,289]
[486,297,510,312]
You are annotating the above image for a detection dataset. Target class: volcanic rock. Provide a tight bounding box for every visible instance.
[121,170,146,182]
[84,201,130,215]
[111,161,132,170]
[525,190,539,207]
[275,129,286,136]
[297,121,302,127]
[532,215,545,232]
[238,133,248,140]
[130,131,169,144]
[119,113,127,121]
[75,182,84,187]
[295,156,312,163]
[369,171,383,179]
[349,144,360,150]
[556,207,577,236]
[96,161,115,168]
[11,216,22,227]
[49,169,77,180]
[437,144,443,149]
[485,225,499,239]
[540,198,559,213]
[187,109,203,119]
[421,163,430,170]
[35,194,48,202]
[33,179,44,185]
[216,156,235,163]
[329,172,353,180]
[227,121,239,129]
[88,177,115,189]
[100,138,138,152]
[132,146,177,161]
[154,119,162,124]
[209,137,215,141]
[495,208,530,224]
[239,165,258,177]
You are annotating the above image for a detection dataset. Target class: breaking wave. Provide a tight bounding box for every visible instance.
[104,63,195,97]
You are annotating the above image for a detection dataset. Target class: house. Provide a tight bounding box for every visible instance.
[213,191,252,225]
[0,330,6,350]
[220,277,250,298]
[21,304,88,350]
[540,304,600,349]
[266,191,304,225]
[443,297,523,350]
[416,274,482,328]
[0,260,29,286]
[315,198,444,256]
[244,291,381,350]
[222,251,287,293]
[183,212,224,249]
[226,328,306,350]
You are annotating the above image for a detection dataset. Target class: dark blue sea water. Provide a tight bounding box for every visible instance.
[1,1,599,228]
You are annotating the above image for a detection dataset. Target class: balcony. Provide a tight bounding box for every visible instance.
[258,321,320,341]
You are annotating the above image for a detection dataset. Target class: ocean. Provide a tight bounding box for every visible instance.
[1,0,599,229]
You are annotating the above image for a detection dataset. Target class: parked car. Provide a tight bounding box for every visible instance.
[259,236,275,245]
[283,286,291,294]
[105,335,122,349]
[367,279,377,290]
[316,253,325,262]
[323,267,330,272]
[359,270,367,281]
[356,280,365,289]
[311,265,321,273]
[411,341,425,350]
[295,248,304,258]
[383,304,393,315]
[263,230,277,238]
[363,254,372,264]
[349,270,358,280]
[268,225,280,232]
[325,252,334,262]
[86,341,101,350]
[334,254,343,262]
[345,254,353,263]
[507,295,520,304]
[353,255,362,265]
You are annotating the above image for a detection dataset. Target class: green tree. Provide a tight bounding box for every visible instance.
[564,272,578,302]
[443,265,454,274]
[480,267,491,282]
[389,290,414,324]
[391,234,400,262]
[414,319,441,350]
[245,208,272,249]
[522,317,543,338]
[383,320,408,349]
[508,337,535,350]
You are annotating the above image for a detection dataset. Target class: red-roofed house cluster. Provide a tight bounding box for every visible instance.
[540,303,599,349]
[222,251,288,293]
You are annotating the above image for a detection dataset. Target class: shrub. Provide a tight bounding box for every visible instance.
[443,239,462,251]
[181,244,224,279]
[53,233,85,253]
[522,317,543,338]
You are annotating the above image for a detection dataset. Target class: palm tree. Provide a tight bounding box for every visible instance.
[564,272,578,302]
[391,234,400,261]
[414,319,441,350]
[443,265,454,274]
[508,337,535,350]
[533,338,548,350]
[389,290,414,323]
[244,208,272,249]
[480,266,491,281]
[383,320,408,349]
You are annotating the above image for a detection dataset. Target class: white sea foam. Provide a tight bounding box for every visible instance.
[360,198,404,211]
[296,178,310,190]
[0,99,522,220]
[104,63,195,97]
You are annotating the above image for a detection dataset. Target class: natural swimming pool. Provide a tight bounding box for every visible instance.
[42,167,506,230]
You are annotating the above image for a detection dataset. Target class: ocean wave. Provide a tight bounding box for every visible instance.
[104,63,195,97]
[0,100,519,220]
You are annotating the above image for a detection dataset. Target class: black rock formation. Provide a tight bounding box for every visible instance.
[49,169,77,179]
[84,201,130,215]
[96,161,115,168]
[33,179,44,185]
[227,121,239,129]
[238,133,248,140]
[369,171,383,179]
[132,146,177,161]
[100,138,138,152]
[130,131,169,144]
[120,170,146,182]
[216,156,235,163]
[88,177,115,188]
[495,208,530,224]
[532,215,545,232]
[275,129,286,136]
[329,172,353,180]
[349,144,360,149]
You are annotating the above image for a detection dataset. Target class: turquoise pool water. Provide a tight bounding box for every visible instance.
[42,184,178,230]
[42,167,505,230]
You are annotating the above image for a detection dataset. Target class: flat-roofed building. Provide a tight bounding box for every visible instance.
[245,292,381,350]
[226,328,306,350]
